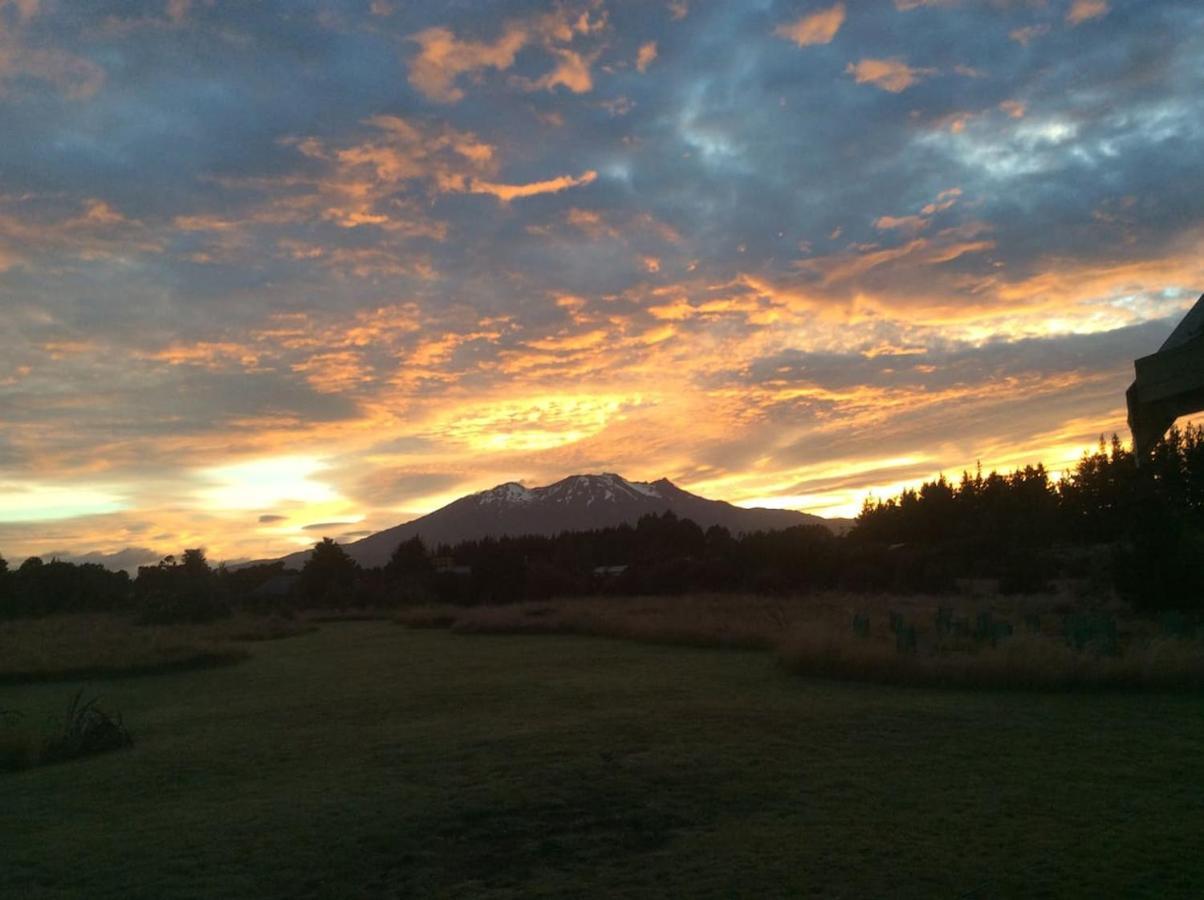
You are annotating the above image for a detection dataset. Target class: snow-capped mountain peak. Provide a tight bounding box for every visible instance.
[277,472,847,569]
[475,482,536,505]
[541,473,662,505]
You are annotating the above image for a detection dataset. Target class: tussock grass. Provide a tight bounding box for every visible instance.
[0,614,312,683]
[39,690,133,765]
[0,708,32,772]
[399,593,1204,691]
[442,595,791,650]
[778,625,1204,691]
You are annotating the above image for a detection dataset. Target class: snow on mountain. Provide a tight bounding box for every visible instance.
[278,473,849,569]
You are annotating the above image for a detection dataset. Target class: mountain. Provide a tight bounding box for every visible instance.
[278,474,852,570]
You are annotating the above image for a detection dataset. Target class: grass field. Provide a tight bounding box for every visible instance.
[2,621,1202,898]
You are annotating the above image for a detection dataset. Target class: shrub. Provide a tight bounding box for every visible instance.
[851,613,870,638]
[40,690,133,765]
[138,589,230,625]
[1063,613,1119,656]
[0,708,31,772]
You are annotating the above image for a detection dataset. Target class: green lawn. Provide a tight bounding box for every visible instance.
[2,622,1202,898]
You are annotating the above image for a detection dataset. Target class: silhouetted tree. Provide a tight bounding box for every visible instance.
[135,549,227,623]
[0,554,11,615]
[385,536,433,582]
[4,556,129,618]
[298,538,358,606]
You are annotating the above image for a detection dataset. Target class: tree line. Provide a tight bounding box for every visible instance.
[2,425,1201,620]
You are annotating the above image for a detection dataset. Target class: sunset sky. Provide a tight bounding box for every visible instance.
[2,0,1203,568]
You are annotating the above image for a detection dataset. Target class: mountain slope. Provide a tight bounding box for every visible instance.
[280,473,850,569]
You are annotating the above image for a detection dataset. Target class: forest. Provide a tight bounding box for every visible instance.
[2,425,1202,620]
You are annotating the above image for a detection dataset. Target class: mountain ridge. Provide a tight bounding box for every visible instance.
[276,473,851,569]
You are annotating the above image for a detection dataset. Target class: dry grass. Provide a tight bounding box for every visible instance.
[778,625,1204,691]
[0,613,313,683]
[404,595,795,650]
[397,592,1204,691]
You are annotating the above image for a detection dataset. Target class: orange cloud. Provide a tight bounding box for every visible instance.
[775,4,846,47]
[407,24,527,103]
[406,6,604,103]
[469,169,598,202]
[874,215,929,234]
[999,99,1026,119]
[1010,24,1051,45]
[846,58,935,93]
[521,47,595,94]
[1067,0,1109,25]
[0,2,102,98]
[636,41,657,73]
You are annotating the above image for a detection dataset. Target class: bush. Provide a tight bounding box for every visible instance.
[1063,613,1119,656]
[138,589,230,625]
[0,708,31,772]
[40,690,133,765]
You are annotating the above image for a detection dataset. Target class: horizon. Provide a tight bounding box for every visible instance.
[3,0,1203,567]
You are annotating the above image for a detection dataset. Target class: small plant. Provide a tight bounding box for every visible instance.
[1160,611,1194,640]
[0,708,31,772]
[1024,613,1042,635]
[852,613,870,638]
[895,624,917,654]
[1063,613,1119,656]
[974,611,995,643]
[934,607,953,635]
[40,690,133,765]
[888,610,905,634]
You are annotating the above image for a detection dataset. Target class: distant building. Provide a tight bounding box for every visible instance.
[592,565,628,577]
[250,573,298,599]
[432,556,471,576]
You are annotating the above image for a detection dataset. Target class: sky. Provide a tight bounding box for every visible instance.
[2,0,1203,568]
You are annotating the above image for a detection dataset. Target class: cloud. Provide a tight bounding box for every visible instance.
[0,0,41,22]
[165,0,190,24]
[1067,1,1109,25]
[407,24,528,103]
[845,58,935,92]
[874,215,929,234]
[1009,24,1050,45]
[520,47,595,94]
[258,514,287,523]
[0,32,105,99]
[636,41,657,73]
[468,170,598,202]
[406,6,605,103]
[775,4,846,47]
[302,521,358,532]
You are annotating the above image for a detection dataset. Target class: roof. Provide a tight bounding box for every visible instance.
[1160,293,1204,352]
